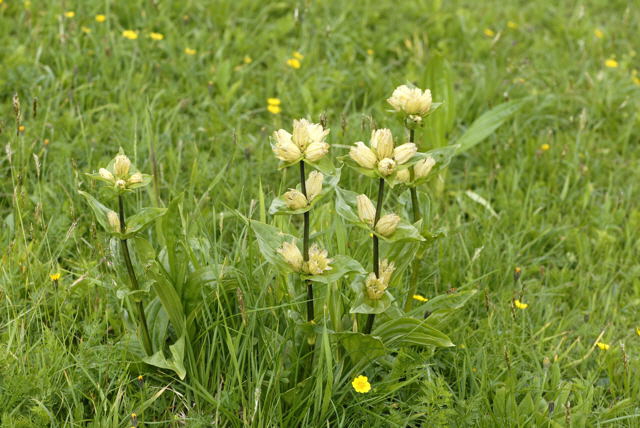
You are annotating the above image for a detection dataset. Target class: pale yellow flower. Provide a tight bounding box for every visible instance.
[356,194,376,225]
[387,85,432,116]
[414,156,436,178]
[484,28,495,37]
[349,142,378,169]
[95,14,106,23]
[303,244,332,275]
[107,210,121,233]
[305,171,323,202]
[185,48,197,55]
[278,241,304,272]
[293,51,304,60]
[243,56,253,64]
[114,154,131,178]
[283,189,308,210]
[375,214,400,237]
[507,21,518,29]
[150,32,164,41]
[377,158,396,176]
[594,29,604,39]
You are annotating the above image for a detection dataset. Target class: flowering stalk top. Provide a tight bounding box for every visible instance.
[278,242,333,276]
[272,119,330,163]
[387,84,433,128]
[87,148,151,193]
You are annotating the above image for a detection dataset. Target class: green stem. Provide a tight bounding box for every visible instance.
[300,161,314,323]
[118,194,153,356]
[364,178,385,334]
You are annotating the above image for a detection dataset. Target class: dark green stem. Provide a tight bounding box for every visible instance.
[300,161,314,322]
[118,194,153,356]
[364,178,385,334]
[406,128,422,311]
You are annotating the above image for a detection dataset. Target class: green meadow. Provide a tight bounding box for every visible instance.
[1,0,640,426]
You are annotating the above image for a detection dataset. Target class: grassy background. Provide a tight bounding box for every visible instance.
[1,0,640,426]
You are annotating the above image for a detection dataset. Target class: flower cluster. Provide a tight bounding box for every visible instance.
[365,259,395,300]
[349,129,416,177]
[284,171,323,210]
[91,149,151,193]
[395,156,436,184]
[272,119,330,163]
[387,85,432,128]
[278,242,333,276]
[356,194,400,237]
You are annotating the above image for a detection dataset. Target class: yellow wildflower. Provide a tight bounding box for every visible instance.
[293,51,304,60]
[95,14,106,23]
[351,375,371,393]
[596,342,610,351]
[594,29,603,39]
[50,273,61,281]
[605,58,618,68]
[367,49,374,56]
[635,327,640,336]
[18,125,25,132]
[122,30,138,40]
[514,299,528,309]
[540,143,550,151]
[81,26,91,34]
[412,294,429,302]
[150,32,164,41]
[286,58,301,69]
[507,21,518,29]
[632,70,640,86]
[267,98,281,106]
[185,48,196,55]
[484,28,495,38]
[267,104,282,114]
[243,56,252,64]
[64,11,75,18]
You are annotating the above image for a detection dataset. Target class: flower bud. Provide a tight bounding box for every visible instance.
[375,213,400,237]
[356,194,376,225]
[414,156,436,179]
[305,171,323,202]
[304,141,329,162]
[128,172,143,184]
[349,142,377,169]
[116,179,127,190]
[99,168,114,181]
[377,158,396,176]
[393,143,417,165]
[365,272,386,300]
[395,169,410,183]
[272,130,303,162]
[278,241,304,272]
[107,210,121,233]
[303,244,332,275]
[283,189,308,210]
[387,85,432,116]
[114,154,131,178]
[370,128,394,159]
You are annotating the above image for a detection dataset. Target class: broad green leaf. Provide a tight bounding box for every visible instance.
[373,317,454,348]
[78,190,118,236]
[125,207,167,237]
[250,220,296,272]
[336,332,387,365]
[142,333,187,380]
[454,100,523,155]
